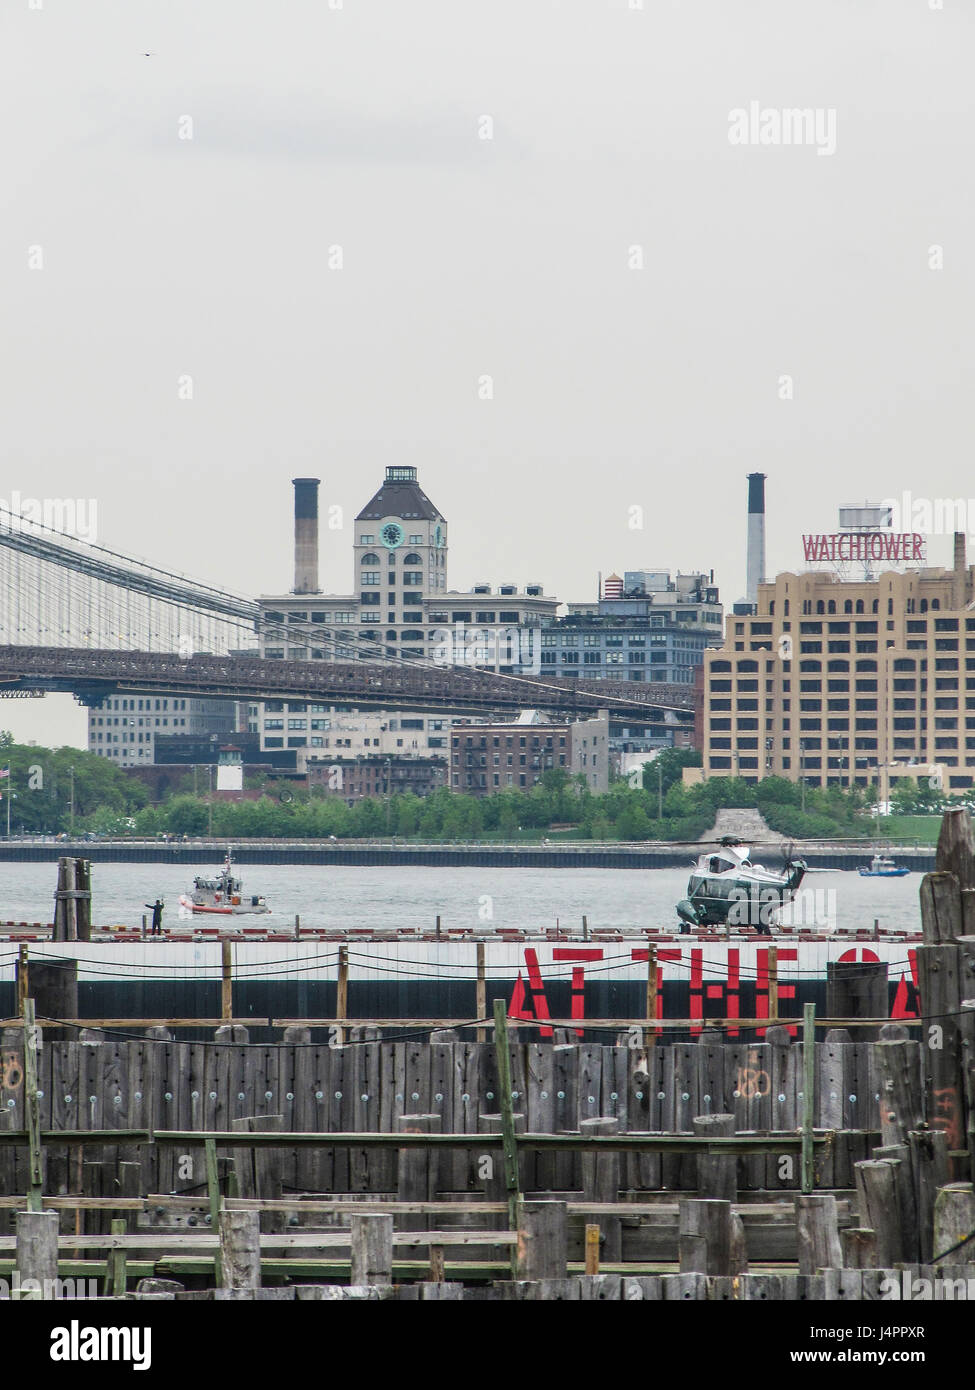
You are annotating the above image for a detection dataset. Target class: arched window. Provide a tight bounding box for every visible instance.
[920,599,928,613]
[816,600,825,614]
[855,599,864,614]
[872,599,879,613]
[769,601,775,615]
[403,552,422,566]
[931,598,940,610]
[827,600,836,614]
[360,553,380,566]
[888,598,894,614]
[844,600,853,614]
[784,599,790,616]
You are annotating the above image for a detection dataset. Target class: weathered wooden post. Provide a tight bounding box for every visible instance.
[645,945,658,1048]
[219,1208,261,1291]
[336,944,349,1044]
[933,1183,975,1263]
[350,1213,394,1286]
[873,1038,924,1147]
[581,1117,621,1263]
[396,1113,441,1232]
[908,1128,949,1263]
[516,1201,568,1281]
[15,1210,58,1299]
[826,963,888,1038]
[692,1114,737,1202]
[801,1003,816,1193]
[841,1227,878,1269]
[584,1224,600,1275]
[232,1114,284,1201]
[221,938,233,1022]
[795,1194,842,1275]
[476,942,487,1043]
[917,808,974,1172]
[855,1159,903,1265]
[109,1217,127,1298]
[679,1199,740,1276]
[22,997,43,1212]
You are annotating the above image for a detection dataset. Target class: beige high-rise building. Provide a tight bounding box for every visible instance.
[700,534,975,797]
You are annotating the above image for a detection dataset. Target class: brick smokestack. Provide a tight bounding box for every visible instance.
[292,477,320,594]
[953,531,967,609]
[746,472,766,612]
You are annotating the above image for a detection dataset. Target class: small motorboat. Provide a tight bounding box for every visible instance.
[857,854,910,878]
[179,850,270,915]
[676,837,807,931]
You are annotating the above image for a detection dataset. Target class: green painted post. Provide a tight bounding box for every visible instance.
[492,999,522,1243]
[22,997,43,1213]
[801,1002,816,1194]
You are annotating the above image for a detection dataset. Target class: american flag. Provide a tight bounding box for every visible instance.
[0,768,9,779]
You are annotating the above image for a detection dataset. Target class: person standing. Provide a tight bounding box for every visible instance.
[145,899,164,934]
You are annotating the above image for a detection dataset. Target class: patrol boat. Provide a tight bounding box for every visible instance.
[179,851,270,915]
[676,838,807,930]
[857,854,910,878]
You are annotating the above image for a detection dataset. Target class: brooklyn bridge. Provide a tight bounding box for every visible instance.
[0,511,696,720]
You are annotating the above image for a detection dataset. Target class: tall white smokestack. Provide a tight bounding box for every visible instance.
[292,477,321,594]
[746,472,766,612]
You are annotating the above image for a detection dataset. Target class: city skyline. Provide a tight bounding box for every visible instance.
[2,0,972,747]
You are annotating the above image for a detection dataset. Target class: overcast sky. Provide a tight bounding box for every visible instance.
[1,0,972,747]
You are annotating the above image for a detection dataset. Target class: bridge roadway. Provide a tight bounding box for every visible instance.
[0,646,696,717]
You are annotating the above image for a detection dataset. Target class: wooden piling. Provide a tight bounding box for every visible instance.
[933,1182,975,1262]
[350,1213,394,1285]
[909,1128,950,1264]
[15,1209,58,1298]
[580,1117,621,1263]
[855,1159,903,1266]
[584,1224,600,1275]
[396,1113,441,1231]
[221,940,233,1022]
[679,1198,735,1276]
[795,1194,842,1276]
[336,945,349,1045]
[476,943,487,1043]
[516,1201,568,1281]
[109,1217,127,1297]
[840,1227,878,1269]
[219,1208,261,1291]
[692,1114,736,1202]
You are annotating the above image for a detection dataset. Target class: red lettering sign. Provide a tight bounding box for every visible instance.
[801,533,926,564]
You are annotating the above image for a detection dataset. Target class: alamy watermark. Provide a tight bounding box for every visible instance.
[430,624,540,674]
[881,491,975,542]
[0,490,98,544]
[0,1272,99,1300]
[728,102,836,157]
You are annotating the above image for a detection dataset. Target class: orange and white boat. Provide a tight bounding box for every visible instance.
[178,850,270,915]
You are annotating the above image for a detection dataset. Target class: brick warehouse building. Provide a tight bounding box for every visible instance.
[699,533,975,796]
[450,710,610,796]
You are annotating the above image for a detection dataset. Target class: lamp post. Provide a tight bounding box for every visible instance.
[657,760,663,821]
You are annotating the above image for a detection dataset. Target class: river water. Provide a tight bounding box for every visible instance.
[0,860,922,934]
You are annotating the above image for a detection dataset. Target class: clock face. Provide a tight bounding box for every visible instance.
[381,522,404,550]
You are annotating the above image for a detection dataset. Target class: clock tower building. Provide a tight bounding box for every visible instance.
[354,466,447,648]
